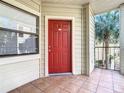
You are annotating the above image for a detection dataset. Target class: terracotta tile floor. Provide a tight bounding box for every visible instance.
[8,69,124,93]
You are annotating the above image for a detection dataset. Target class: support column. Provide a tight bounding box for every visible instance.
[82,4,95,75]
[120,4,124,74]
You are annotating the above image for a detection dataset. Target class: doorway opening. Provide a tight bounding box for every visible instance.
[95,10,120,71]
[48,20,72,74]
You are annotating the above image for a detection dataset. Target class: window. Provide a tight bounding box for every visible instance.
[0,2,39,56]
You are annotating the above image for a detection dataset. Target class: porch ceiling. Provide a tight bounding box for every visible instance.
[42,0,124,14]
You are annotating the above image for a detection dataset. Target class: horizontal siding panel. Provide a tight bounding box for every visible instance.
[42,3,82,9]
[32,0,41,5]
[89,5,95,73]
[42,7,81,14]
[42,13,81,18]
[15,0,40,12]
[0,59,40,93]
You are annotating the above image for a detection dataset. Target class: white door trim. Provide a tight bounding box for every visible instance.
[45,16,76,76]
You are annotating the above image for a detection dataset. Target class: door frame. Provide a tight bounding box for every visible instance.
[45,16,76,76]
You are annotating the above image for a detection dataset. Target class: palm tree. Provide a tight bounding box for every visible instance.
[95,10,119,69]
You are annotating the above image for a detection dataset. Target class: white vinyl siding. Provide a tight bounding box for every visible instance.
[89,6,95,73]
[0,59,40,93]
[15,0,41,12]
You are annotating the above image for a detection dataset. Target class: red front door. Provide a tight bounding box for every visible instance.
[48,20,72,73]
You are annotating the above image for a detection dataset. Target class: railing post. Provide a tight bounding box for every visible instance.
[95,46,120,71]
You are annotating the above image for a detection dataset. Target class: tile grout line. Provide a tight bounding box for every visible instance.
[15,88,20,93]
[112,71,115,93]
[94,69,102,93]
[30,83,44,92]
[60,78,77,93]
[76,77,89,93]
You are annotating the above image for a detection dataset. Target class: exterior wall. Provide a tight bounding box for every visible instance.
[15,0,41,12]
[0,0,41,93]
[41,3,85,74]
[120,4,124,74]
[0,58,40,93]
[0,1,95,92]
[82,6,88,74]
[82,4,95,75]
